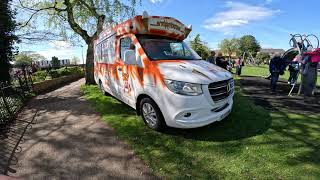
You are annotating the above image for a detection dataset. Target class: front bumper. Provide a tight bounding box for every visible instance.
[174,100,233,128]
[159,86,234,129]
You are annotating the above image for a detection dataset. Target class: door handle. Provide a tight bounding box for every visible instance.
[118,68,122,71]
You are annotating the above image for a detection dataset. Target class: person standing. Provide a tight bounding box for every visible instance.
[207,51,216,65]
[269,53,285,92]
[302,50,319,100]
[287,55,300,85]
[235,57,242,76]
[216,52,228,70]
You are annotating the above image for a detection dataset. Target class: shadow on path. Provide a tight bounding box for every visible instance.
[240,76,319,114]
[10,79,156,179]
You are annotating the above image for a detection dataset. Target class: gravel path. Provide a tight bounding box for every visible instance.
[11,79,156,179]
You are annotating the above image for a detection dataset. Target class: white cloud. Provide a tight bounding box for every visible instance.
[38,49,80,60]
[150,0,163,3]
[36,41,85,61]
[51,40,73,49]
[204,1,280,33]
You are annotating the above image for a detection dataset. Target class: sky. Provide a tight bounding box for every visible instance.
[18,0,320,62]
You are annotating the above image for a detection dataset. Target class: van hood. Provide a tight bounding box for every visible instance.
[157,60,232,84]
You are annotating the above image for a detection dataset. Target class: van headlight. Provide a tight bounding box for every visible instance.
[164,79,203,96]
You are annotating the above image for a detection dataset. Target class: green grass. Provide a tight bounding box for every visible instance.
[239,64,320,85]
[81,83,320,179]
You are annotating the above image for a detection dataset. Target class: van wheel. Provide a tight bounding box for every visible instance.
[140,97,166,131]
[99,81,106,95]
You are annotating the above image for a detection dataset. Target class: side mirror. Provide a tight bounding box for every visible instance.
[124,50,136,65]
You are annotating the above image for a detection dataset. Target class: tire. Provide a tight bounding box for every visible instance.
[140,97,166,131]
[99,80,106,96]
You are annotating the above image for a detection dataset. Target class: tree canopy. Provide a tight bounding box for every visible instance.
[189,34,210,59]
[218,38,239,58]
[15,52,34,67]
[217,35,261,63]
[256,52,271,65]
[0,0,18,83]
[14,51,46,67]
[238,35,261,57]
[17,0,140,84]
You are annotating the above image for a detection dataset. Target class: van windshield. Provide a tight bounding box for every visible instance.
[137,35,202,60]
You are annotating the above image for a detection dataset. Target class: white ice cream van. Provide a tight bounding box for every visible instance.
[94,12,234,130]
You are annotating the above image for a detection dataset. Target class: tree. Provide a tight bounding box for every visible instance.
[0,0,18,83]
[238,35,261,58]
[219,38,239,58]
[51,56,60,68]
[189,34,210,59]
[15,52,34,67]
[29,53,46,62]
[17,0,140,84]
[256,52,271,65]
[15,52,46,67]
[71,56,79,65]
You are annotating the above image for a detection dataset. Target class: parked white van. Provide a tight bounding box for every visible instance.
[94,12,234,130]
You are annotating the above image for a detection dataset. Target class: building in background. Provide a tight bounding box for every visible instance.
[59,59,70,66]
[34,59,70,68]
[35,60,51,68]
[260,48,285,56]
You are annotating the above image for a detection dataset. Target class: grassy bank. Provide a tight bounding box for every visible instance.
[81,83,320,179]
[240,64,320,85]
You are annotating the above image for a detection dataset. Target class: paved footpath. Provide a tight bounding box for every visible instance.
[12,79,156,179]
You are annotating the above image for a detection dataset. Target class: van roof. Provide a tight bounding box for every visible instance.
[97,15,192,41]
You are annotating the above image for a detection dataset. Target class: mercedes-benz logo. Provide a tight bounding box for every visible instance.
[227,83,231,93]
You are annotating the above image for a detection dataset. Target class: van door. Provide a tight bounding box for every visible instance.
[118,36,136,106]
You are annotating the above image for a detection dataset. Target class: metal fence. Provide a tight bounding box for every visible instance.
[0,70,34,175]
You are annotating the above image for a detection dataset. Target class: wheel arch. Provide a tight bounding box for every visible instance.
[136,93,156,116]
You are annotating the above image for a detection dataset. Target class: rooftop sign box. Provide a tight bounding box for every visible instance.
[107,13,192,41]
[146,16,191,39]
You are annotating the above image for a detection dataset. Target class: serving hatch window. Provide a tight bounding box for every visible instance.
[120,37,135,59]
[137,35,201,60]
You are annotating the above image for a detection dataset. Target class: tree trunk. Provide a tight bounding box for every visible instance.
[85,41,95,84]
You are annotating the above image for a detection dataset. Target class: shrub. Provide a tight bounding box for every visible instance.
[58,68,72,76]
[46,66,84,80]
[49,70,60,78]
[33,71,48,82]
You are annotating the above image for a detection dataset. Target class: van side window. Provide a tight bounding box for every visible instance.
[120,37,134,59]
[101,35,116,63]
[95,44,102,62]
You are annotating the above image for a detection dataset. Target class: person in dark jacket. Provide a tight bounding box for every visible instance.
[216,52,228,70]
[269,53,285,92]
[207,51,216,65]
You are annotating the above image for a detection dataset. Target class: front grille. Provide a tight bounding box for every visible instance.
[208,79,234,102]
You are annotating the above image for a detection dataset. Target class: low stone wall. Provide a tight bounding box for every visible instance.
[33,74,83,94]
